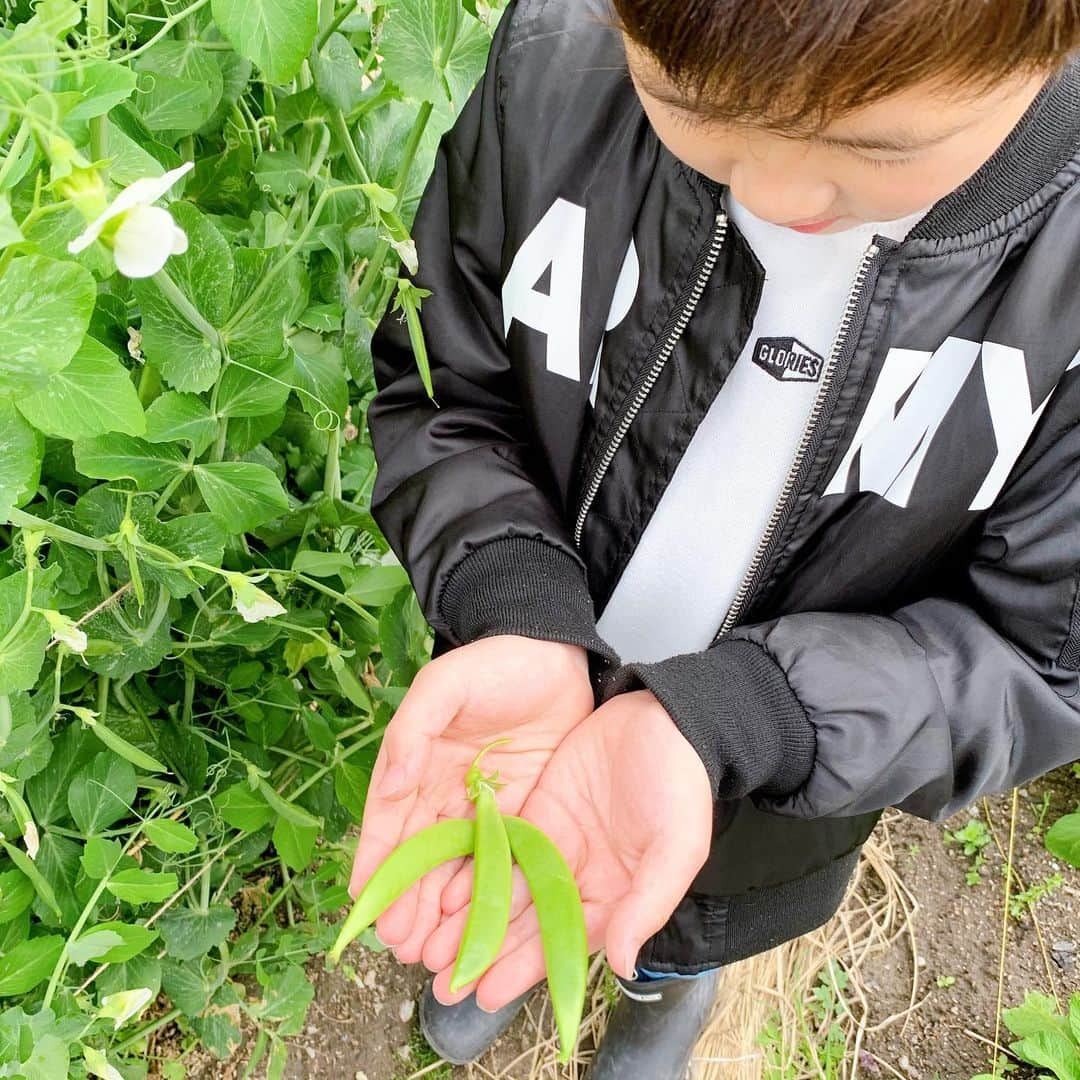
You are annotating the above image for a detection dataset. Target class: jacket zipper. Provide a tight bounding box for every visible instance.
[709,237,896,645]
[573,210,729,547]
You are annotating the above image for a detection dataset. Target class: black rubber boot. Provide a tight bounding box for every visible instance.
[587,967,722,1080]
[417,977,536,1065]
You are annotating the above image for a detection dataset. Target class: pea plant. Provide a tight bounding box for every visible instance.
[0,0,505,1075]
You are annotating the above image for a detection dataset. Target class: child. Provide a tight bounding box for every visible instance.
[350,0,1080,1075]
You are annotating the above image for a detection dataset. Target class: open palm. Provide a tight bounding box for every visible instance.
[419,688,715,1010]
[348,634,596,962]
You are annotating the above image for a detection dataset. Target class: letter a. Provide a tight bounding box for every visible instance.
[502,198,587,381]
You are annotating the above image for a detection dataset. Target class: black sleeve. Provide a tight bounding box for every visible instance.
[365,2,621,695]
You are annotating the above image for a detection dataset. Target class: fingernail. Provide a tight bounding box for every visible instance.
[377,763,408,797]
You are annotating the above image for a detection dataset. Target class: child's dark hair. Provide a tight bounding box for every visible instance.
[602,0,1080,132]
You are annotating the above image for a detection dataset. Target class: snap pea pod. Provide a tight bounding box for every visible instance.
[504,814,588,1064]
[449,781,513,992]
[329,818,475,965]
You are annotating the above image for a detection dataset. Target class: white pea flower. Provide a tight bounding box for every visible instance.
[224,571,287,623]
[68,161,194,279]
[22,819,38,861]
[389,235,418,275]
[98,987,155,1030]
[43,609,88,653]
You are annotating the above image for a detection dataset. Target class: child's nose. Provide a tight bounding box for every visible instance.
[727,158,838,227]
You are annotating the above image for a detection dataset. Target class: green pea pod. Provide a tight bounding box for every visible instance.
[329,818,475,965]
[449,785,513,992]
[504,815,588,1064]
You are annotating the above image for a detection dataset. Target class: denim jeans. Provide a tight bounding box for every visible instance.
[635,964,721,982]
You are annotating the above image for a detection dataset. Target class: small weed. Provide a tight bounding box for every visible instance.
[907,842,921,857]
[394,1022,454,1080]
[1030,790,1054,838]
[936,975,956,988]
[1007,872,1064,920]
[757,960,851,1079]
[944,817,992,885]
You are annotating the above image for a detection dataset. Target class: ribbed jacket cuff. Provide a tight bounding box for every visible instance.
[596,639,816,801]
[437,536,622,696]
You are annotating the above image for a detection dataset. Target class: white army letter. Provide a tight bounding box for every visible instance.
[502,198,587,381]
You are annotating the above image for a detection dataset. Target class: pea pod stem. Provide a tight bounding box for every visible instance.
[504,815,588,1064]
[329,818,475,965]
[448,784,512,992]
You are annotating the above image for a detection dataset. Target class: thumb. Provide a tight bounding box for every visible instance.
[604,832,707,980]
[374,663,465,799]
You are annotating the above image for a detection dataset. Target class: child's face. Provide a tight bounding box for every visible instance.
[622,34,1048,232]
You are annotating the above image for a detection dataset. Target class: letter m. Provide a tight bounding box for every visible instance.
[823,337,1053,510]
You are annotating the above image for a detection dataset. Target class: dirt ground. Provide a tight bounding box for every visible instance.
[183,762,1079,1079]
[858,765,1080,1080]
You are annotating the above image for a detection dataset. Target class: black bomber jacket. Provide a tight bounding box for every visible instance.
[364,0,1080,971]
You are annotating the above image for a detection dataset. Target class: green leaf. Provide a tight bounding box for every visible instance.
[0,255,96,396]
[1045,812,1080,870]
[133,203,233,393]
[194,461,289,533]
[16,337,145,439]
[216,354,292,418]
[0,935,63,996]
[0,869,34,925]
[313,32,366,114]
[26,722,93,826]
[1003,991,1073,1040]
[73,434,187,489]
[58,59,138,120]
[80,837,125,880]
[345,562,411,605]
[0,194,24,251]
[0,840,62,921]
[272,815,319,872]
[1010,1030,1080,1080]
[105,868,179,905]
[212,0,319,84]
[381,0,489,111]
[16,1033,68,1080]
[290,329,348,420]
[253,150,308,198]
[226,248,294,358]
[215,783,273,833]
[70,921,158,964]
[1070,993,1080,1045]
[254,963,313,1033]
[0,570,50,698]
[0,399,43,521]
[378,584,422,684]
[133,39,223,137]
[333,759,369,821]
[161,958,212,1017]
[144,819,199,854]
[68,752,138,835]
[157,904,236,961]
[144,391,216,453]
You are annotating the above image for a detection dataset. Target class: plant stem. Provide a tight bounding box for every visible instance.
[152,267,222,350]
[316,1,357,49]
[86,0,109,171]
[0,119,31,191]
[112,1007,182,1054]
[6,509,111,551]
[323,425,342,500]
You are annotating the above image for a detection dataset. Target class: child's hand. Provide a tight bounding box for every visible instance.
[419,688,714,1008]
[348,634,596,964]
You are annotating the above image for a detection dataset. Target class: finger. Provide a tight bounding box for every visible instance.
[473,901,608,1012]
[440,857,474,915]
[392,854,466,964]
[348,782,419,900]
[604,831,708,980]
[373,799,442,945]
[423,864,533,974]
[374,664,466,800]
[429,900,541,1008]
